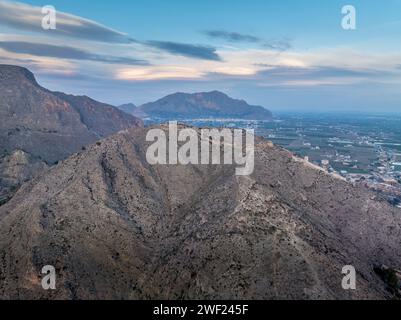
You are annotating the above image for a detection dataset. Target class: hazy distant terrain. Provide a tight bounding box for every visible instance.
[130,91,273,121]
[118,103,137,115]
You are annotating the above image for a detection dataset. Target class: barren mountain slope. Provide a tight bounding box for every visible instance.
[0,65,142,201]
[0,126,400,300]
[0,150,48,204]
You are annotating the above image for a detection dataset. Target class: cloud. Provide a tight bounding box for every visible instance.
[116,66,205,81]
[249,65,390,87]
[200,60,396,89]
[203,30,261,43]
[0,41,149,65]
[261,39,292,52]
[0,0,133,43]
[257,66,383,78]
[145,41,222,61]
[0,1,222,61]
[113,48,401,82]
[203,29,292,52]
[253,63,277,68]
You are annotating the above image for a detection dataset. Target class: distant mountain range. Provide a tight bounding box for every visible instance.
[120,91,273,120]
[118,103,137,114]
[0,65,142,201]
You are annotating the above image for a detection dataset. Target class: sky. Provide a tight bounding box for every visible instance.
[0,0,401,112]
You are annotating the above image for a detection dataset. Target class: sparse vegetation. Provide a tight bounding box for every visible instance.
[0,196,11,207]
[374,266,401,298]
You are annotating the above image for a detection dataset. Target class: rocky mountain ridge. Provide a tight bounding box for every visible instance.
[0,125,399,299]
[0,65,142,202]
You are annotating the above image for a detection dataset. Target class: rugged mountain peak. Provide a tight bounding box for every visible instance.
[165,90,228,100]
[0,64,142,163]
[136,91,273,120]
[194,90,237,99]
[0,64,38,86]
[0,65,142,202]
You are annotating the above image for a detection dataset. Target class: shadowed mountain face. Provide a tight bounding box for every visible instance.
[0,65,142,201]
[53,93,143,139]
[0,126,399,300]
[136,91,273,120]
